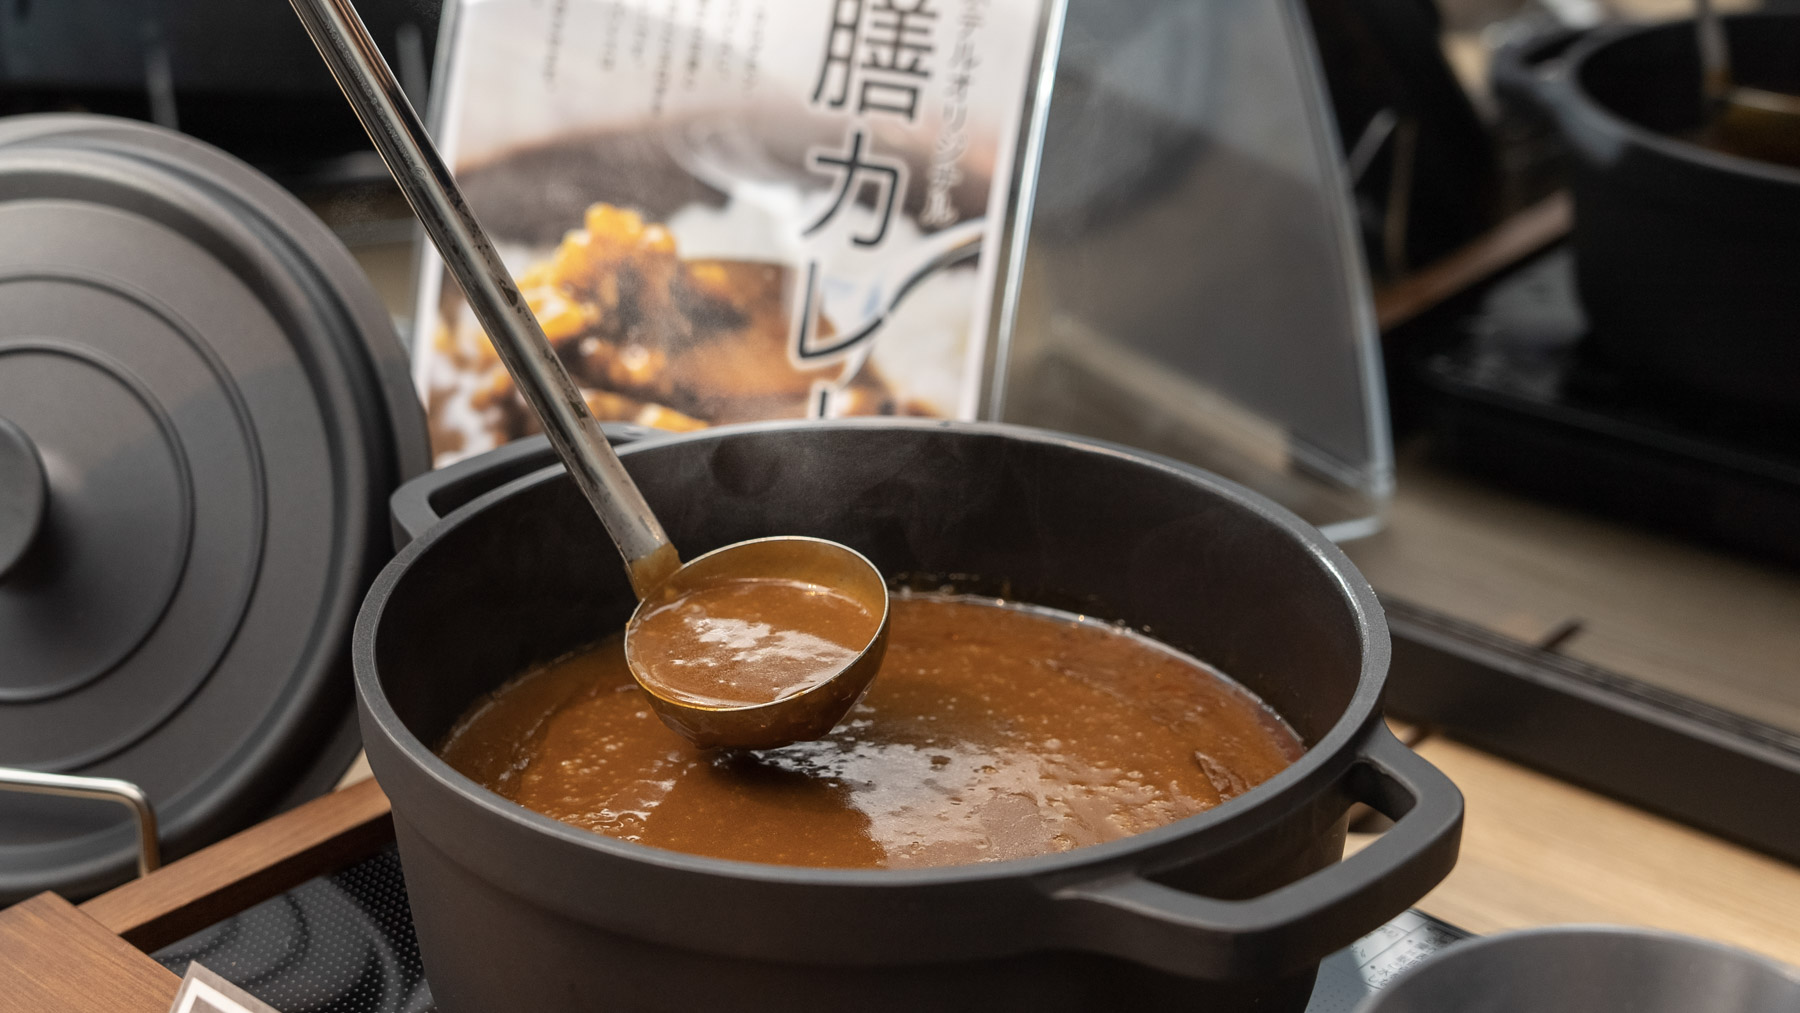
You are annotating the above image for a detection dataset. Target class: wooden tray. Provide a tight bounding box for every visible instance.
[0,779,392,1012]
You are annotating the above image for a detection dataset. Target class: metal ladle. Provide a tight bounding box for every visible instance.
[289,0,889,750]
[1696,0,1800,166]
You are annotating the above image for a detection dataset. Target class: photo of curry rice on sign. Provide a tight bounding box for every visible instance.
[2,0,1799,1011]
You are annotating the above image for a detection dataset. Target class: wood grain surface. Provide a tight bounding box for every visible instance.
[1352,735,1800,969]
[0,893,178,1013]
[80,775,393,952]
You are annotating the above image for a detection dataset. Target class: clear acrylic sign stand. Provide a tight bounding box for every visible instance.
[414,0,1390,537]
[996,0,1393,539]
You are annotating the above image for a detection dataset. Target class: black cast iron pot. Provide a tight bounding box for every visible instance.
[1495,14,1800,414]
[355,420,1462,1012]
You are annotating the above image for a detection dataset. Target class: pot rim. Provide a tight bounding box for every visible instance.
[1554,13,1800,188]
[353,418,1390,888]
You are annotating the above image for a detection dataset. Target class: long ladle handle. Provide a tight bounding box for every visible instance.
[290,0,678,596]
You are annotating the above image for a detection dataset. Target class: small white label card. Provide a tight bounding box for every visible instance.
[166,963,283,1013]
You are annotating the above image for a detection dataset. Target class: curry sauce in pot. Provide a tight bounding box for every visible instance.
[440,593,1303,869]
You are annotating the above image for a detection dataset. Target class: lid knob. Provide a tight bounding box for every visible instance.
[0,417,46,580]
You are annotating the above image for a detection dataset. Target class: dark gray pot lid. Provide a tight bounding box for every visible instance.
[0,115,428,903]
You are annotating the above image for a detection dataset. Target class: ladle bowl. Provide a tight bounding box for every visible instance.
[625,536,890,750]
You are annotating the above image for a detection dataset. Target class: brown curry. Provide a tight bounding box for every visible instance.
[627,576,880,707]
[440,594,1303,869]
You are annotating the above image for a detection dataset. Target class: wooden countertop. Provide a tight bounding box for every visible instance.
[1351,731,1800,969]
[0,894,178,1013]
[1335,441,1800,971]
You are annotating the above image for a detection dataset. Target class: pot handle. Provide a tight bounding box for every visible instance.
[0,767,161,877]
[1047,723,1462,980]
[388,424,655,550]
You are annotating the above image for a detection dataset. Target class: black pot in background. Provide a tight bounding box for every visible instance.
[1494,14,1800,415]
[355,421,1461,1013]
